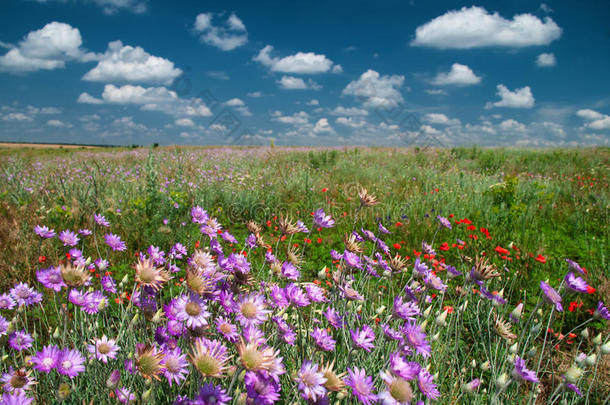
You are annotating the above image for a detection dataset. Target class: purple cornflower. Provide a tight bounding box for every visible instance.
[175,294,210,328]
[235,294,271,327]
[304,283,327,303]
[245,370,281,405]
[31,345,60,372]
[34,225,55,238]
[565,259,585,275]
[323,307,345,329]
[343,250,363,269]
[313,208,335,228]
[170,243,187,259]
[413,258,429,277]
[311,327,336,351]
[540,281,563,312]
[330,249,342,261]
[512,356,539,383]
[389,352,420,380]
[57,348,86,378]
[417,369,440,400]
[437,215,452,229]
[82,291,106,315]
[104,233,127,251]
[564,272,590,293]
[79,228,92,236]
[265,250,278,264]
[378,222,391,234]
[345,367,378,405]
[350,325,376,352]
[215,316,239,343]
[594,301,610,320]
[361,228,376,241]
[269,285,289,308]
[296,220,310,233]
[2,392,34,404]
[245,233,257,249]
[295,360,327,402]
[162,346,189,387]
[9,330,33,351]
[58,230,79,246]
[147,245,166,266]
[401,321,431,358]
[88,336,120,364]
[393,296,421,320]
[0,293,16,310]
[382,325,403,341]
[37,266,66,292]
[101,276,117,294]
[191,206,209,224]
[0,316,9,337]
[281,261,300,280]
[285,283,310,307]
[94,213,110,227]
[10,283,42,306]
[221,231,239,244]
[195,382,231,405]
[116,387,136,403]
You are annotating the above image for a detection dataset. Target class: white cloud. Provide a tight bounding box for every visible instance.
[329,106,369,116]
[247,91,263,98]
[277,75,321,90]
[207,71,229,80]
[223,98,245,106]
[423,113,461,126]
[175,118,194,127]
[486,84,535,109]
[536,53,556,67]
[1,112,33,121]
[425,89,447,95]
[577,109,610,130]
[499,119,527,132]
[306,99,319,106]
[194,12,247,51]
[92,0,147,14]
[335,117,366,128]
[223,98,252,116]
[0,22,96,72]
[82,40,181,85]
[112,116,147,130]
[272,111,310,125]
[431,63,481,86]
[253,45,338,74]
[412,6,561,49]
[78,84,212,117]
[313,118,334,134]
[342,69,405,108]
[47,119,67,127]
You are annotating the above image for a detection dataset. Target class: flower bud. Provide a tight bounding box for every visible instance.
[423,306,432,318]
[509,343,519,354]
[376,305,386,315]
[435,310,448,327]
[510,303,523,322]
[470,359,477,368]
[600,342,610,355]
[151,309,164,324]
[585,354,597,367]
[481,361,490,371]
[57,382,71,401]
[317,268,327,279]
[462,378,481,393]
[496,373,510,390]
[592,333,602,346]
[564,365,583,384]
[106,370,121,389]
[580,328,589,339]
[142,388,153,402]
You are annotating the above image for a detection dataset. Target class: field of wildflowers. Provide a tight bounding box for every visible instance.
[0,145,608,404]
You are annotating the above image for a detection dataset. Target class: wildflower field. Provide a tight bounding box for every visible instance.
[0,145,608,405]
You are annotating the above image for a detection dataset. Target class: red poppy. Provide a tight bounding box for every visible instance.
[535,254,547,264]
[395,221,403,227]
[195,240,200,248]
[393,243,401,250]
[443,305,454,314]
[321,188,328,192]
[586,286,596,294]
[316,237,322,244]
[38,255,46,263]
[439,243,449,251]
[495,246,509,255]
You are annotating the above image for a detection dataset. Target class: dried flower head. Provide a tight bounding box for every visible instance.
[135,344,165,381]
[236,340,277,372]
[135,258,170,291]
[343,233,364,254]
[60,263,91,288]
[494,315,517,342]
[189,338,231,378]
[246,221,263,234]
[388,254,408,273]
[358,187,379,207]
[320,361,346,392]
[278,217,298,235]
[286,245,303,266]
[470,256,500,282]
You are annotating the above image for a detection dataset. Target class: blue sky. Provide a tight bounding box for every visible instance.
[0,0,609,146]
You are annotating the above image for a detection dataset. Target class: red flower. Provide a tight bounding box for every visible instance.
[535,254,547,264]
[321,188,328,192]
[443,305,454,314]
[38,255,46,263]
[395,221,403,227]
[586,286,596,294]
[195,240,200,248]
[495,246,509,255]
[393,243,401,250]
[316,237,322,244]
[439,243,449,251]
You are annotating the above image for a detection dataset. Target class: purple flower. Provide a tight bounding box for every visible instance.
[215,316,239,343]
[10,282,42,306]
[191,206,209,224]
[296,220,310,233]
[389,352,420,380]
[235,293,271,327]
[58,230,79,246]
[330,250,342,261]
[313,208,335,228]
[245,233,257,249]
[285,283,310,307]
[2,392,34,405]
[104,233,127,251]
[540,281,563,312]
[147,245,166,265]
[9,330,33,351]
[564,272,589,293]
[94,213,110,227]
[175,294,210,328]
[295,360,327,402]
[221,231,238,244]
[343,250,363,269]
[382,324,403,341]
[195,382,231,405]
[79,228,92,236]
[57,348,86,378]
[323,307,345,329]
[345,367,377,405]
[116,387,136,403]
[594,301,610,320]
[162,346,189,387]
[0,316,9,337]
[269,285,289,309]
[512,356,539,383]
[378,222,391,234]
[34,225,55,238]
[401,321,431,358]
[37,266,66,292]
[565,383,582,396]
[245,371,281,405]
[101,276,117,294]
[437,215,452,229]
[393,296,421,320]
[565,259,585,275]
[31,345,60,372]
[87,335,120,364]
[304,283,327,303]
[311,327,336,351]
[170,243,187,259]
[281,261,300,280]
[0,293,16,310]
[417,369,440,399]
[350,325,376,352]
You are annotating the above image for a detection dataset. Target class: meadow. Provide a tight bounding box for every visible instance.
[0,145,608,404]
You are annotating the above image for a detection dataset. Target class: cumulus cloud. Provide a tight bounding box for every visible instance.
[1,112,33,121]
[33,0,148,14]
[335,116,366,128]
[271,111,310,125]
[412,6,561,49]
[47,119,68,127]
[247,91,263,98]
[0,22,97,72]
[175,118,194,127]
[253,45,339,74]
[329,106,369,116]
[499,119,527,132]
[431,63,481,86]
[313,118,335,134]
[77,84,212,117]
[342,69,405,108]
[223,98,252,116]
[82,40,181,85]
[577,109,610,130]
[194,12,247,51]
[425,89,447,95]
[536,53,556,67]
[486,85,535,109]
[277,75,321,90]
[423,113,461,126]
